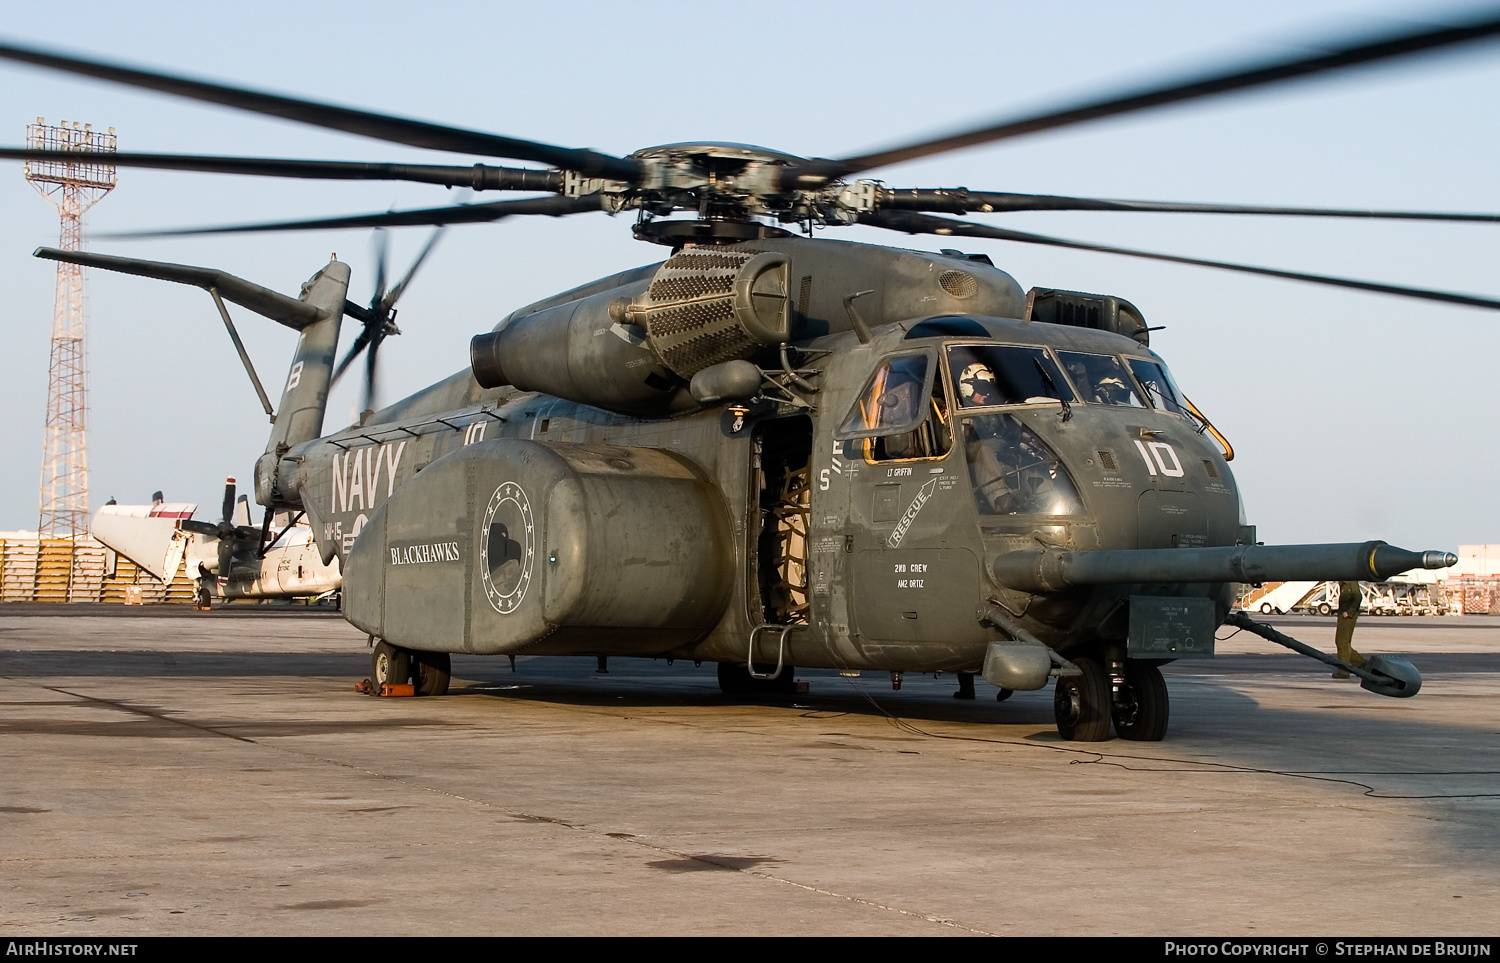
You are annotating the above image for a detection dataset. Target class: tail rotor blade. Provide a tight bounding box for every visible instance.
[384,226,446,313]
[370,228,389,310]
[331,329,371,387]
[364,330,382,413]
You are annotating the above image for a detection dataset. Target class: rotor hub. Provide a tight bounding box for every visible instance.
[564,142,866,230]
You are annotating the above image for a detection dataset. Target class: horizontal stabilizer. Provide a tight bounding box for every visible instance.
[34,246,327,331]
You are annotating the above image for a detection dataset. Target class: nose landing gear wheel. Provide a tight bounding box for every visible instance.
[1112,660,1169,741]
[371,640,410,688]
[1053,655,1111,741]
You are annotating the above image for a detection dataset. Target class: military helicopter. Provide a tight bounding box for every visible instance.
[3,14,1496,741]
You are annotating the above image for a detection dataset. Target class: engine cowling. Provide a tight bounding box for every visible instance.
[470,248,790,416]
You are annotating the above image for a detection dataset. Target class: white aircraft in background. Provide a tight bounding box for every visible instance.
[92,478,341,606]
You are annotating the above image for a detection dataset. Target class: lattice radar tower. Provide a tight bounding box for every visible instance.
[24,119,115,537]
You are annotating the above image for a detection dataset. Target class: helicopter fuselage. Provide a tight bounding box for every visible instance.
[278,238,1242,675]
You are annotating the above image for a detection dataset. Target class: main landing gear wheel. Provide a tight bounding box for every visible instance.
[1053,655,1112,742]
[414,651,451,696]
[716,661,798,696]
[1113,660,1169,741]
[371,640,410,689]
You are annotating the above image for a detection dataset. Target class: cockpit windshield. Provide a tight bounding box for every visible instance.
[962,413,1085,516]
[1057,351,1147,408]
[947,344,1074,408]
[1127,358,1190,417]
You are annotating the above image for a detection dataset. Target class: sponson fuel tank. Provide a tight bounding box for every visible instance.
[343,439,734,655]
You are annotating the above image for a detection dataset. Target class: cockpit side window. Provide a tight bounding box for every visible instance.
[836,353,952,462]
[839,354,931,436]
[1127,358,1190,417]
[947,344,1075,409]
[1057,351,1147,407]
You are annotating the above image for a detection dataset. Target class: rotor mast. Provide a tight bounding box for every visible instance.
[24,118,115,538]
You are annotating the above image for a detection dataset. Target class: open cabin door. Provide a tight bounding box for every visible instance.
[751,416,813,627]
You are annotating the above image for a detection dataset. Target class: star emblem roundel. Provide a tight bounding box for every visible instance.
[480,481,535,614]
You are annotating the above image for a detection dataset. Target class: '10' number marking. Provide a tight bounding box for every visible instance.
[1133,440,1184,477]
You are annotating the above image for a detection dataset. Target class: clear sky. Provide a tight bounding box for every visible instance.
[1,0,1497,551]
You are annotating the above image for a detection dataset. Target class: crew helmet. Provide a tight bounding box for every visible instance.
[959,363,997,403]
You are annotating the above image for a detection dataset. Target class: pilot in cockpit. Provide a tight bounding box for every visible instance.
[958,363,1000,407]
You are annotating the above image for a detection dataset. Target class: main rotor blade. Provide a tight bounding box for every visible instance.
[879,188,1500,223]
[101,194,603,238]
[0,41,640,179]
[0,148,564,191]
[863,210,1500,312]
[794,13,1500,184]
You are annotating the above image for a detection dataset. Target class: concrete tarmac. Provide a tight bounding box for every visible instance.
[1,608,1496,937]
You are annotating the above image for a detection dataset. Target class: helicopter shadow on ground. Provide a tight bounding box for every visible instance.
[450,657,1061,728]
[453,655,1500,865]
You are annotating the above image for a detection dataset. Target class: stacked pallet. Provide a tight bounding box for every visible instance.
[0,538,40,602]
[0,535,196,604]
[68,542,107,602]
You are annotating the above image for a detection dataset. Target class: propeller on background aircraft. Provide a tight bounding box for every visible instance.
[178,477,260,578]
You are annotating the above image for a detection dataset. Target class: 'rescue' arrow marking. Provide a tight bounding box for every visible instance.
[887,478,939,549]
